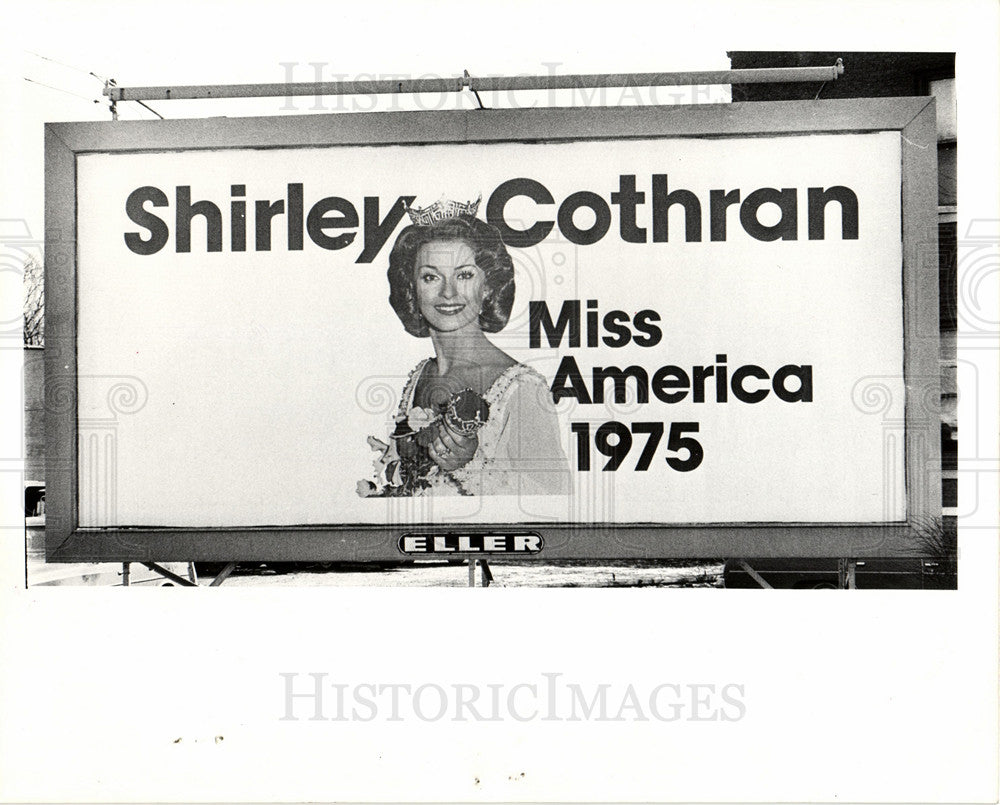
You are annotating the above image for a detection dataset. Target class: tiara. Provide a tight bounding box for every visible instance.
[405,195,481,226]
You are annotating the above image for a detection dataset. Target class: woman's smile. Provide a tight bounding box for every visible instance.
[414,240,486,333]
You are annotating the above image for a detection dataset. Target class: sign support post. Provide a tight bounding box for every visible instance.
[838,559,858,590]
[468,560,493,588]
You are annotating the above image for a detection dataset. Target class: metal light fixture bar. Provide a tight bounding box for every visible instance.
[104,61,844,103]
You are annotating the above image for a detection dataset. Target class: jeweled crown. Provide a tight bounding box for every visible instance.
[405,195,481,226]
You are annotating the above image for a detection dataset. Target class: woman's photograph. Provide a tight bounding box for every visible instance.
[358,197,569,497]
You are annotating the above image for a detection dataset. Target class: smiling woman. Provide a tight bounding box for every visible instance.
[414,240,489,335]
[357,200,570,497]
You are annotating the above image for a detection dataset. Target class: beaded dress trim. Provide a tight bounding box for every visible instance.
[399,359,545,495]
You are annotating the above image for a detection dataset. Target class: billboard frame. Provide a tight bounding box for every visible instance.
[44,97,940,562]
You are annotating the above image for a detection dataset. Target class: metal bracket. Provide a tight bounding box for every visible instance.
[104,78,118,120]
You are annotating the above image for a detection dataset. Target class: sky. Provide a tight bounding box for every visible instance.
[3,0,739,250]
[0,0,737,350]
[5,0,996,250]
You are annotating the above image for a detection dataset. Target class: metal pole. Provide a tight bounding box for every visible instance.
[736,560,773,589]
[104,62,844,104]
[837,559,858,589]
[105,79,118,120]
[140,561,198,587]
[209,561,237,587]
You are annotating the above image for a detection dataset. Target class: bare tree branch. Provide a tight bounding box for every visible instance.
[23,256,44,346]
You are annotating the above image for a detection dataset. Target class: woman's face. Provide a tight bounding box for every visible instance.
[414,239,487,334]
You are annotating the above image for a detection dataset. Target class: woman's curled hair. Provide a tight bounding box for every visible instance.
[387,216,515,337]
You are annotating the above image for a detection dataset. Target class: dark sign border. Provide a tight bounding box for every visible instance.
[45,98,940,561]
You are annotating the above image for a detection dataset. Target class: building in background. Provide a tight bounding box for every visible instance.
[729,51,957,517]
[722,52,957,587]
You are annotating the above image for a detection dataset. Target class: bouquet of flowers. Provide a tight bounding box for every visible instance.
[357,388,490,497]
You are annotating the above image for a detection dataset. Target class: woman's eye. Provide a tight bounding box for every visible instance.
[457,270,475,281]
[420,273,438,283]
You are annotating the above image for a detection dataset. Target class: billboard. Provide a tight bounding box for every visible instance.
[45,98,940,561]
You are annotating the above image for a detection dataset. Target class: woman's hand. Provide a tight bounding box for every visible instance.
[428,422,478,471]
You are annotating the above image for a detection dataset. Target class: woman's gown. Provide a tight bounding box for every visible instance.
[397,358,569,496]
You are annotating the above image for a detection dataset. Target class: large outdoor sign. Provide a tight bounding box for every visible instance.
[45,98,940,561]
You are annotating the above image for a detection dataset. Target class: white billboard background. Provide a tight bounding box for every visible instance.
[76,132,903,527]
